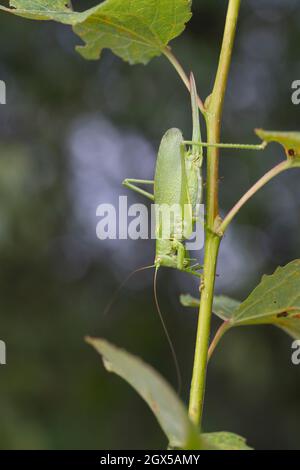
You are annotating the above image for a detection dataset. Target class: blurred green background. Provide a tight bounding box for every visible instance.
[0,0,299,450]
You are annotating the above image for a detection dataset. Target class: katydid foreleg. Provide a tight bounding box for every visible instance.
[183,140,267,151]
[122,179,154,200]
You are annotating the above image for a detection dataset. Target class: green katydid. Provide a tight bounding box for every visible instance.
[121,79,282,392]
[123,73,203,278]
[122,74,205,393]
[123,78,274,278]
[120,74,205,393]
[105,74,204,394]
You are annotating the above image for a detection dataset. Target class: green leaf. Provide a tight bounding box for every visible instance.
[212,296,241,321]
[277,317,300,339]
[0,0,193,64]
[231,260,300,335]
[180,294,241,321]
[86,337,203,450]
[181,260,300,339]
[86,338,250,450]
[86,338,252,450]
[74,0,192,63]
[180,294,200,308]
[255,128,300,163]
[0,1,83,21]
[202,432,252,450]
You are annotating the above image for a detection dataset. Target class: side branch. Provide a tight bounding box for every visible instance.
[219,160,291,234]
[207,321,231,361]
[164,48,205,115]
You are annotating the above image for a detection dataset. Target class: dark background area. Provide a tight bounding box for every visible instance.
[0,0,299,450]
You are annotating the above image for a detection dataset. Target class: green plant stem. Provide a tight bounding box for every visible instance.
[188,0,241,428]
[219,160,291,234]
[164,48,205,115]
[188,233,220,425]
[207,321,231,361]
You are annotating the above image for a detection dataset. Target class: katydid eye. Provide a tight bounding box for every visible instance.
[288,149,295,157]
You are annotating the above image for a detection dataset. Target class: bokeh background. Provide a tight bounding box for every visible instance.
[0,0,299,450]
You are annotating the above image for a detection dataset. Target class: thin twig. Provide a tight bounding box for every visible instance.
[164,48,206,115]
[219,160,290,234]
[207,322,231,361]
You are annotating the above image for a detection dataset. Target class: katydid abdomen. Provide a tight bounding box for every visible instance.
[154,128,200,275]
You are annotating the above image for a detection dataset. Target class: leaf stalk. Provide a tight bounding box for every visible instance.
[164,48,205,115]
[219,160,291,234]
